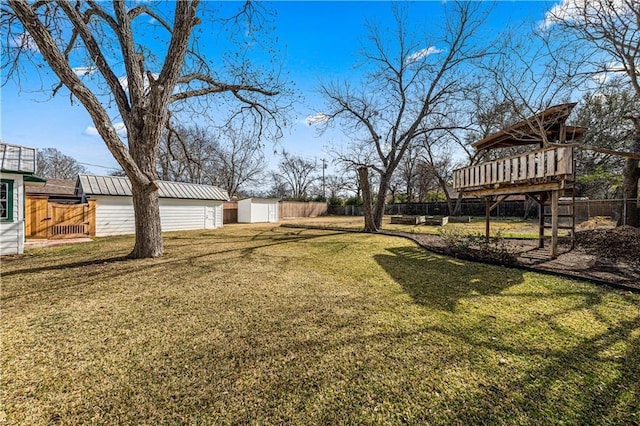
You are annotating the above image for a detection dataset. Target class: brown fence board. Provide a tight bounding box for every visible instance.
[223,202,238,224]
[279,201,327,218]
[25,196,49,238]
[26,196,91,239]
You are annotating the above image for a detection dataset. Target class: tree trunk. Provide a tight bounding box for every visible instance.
[618,133,640,227]
[130,180,164,258]
[358,166,378,232]
[437,176,458,216]
[128,126,164,258]
[452,192,463,216]
[373,174,389,230]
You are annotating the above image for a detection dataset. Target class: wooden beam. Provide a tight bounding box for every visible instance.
[525,193,541,205]
[549,142,640,160]
[490,194,510,212]
[485,196,491,242]
[551,190,559,257]
[458,181,564,197]
[539,192,547,249]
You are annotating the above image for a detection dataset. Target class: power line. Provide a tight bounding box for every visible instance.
[77,161,121,171]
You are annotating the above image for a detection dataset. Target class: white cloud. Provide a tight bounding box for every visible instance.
[305,113,330,125]
[84,122,127,138]
[591,61,637,83]
[73,66,96,77]
[541,0,626,29]
[119,73,160,92]
[84,126,99,136]
[9,33,39,52]
[405,46,443,65]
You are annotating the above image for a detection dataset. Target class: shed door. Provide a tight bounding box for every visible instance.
[268,203,277,222]
[205,205,215,229]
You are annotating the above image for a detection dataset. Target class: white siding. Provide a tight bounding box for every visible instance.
[0,173,24,255]
[237,198,252,223]
[214,202,223,228]
[94,196,136,237]
[238,198,279,223]
[160,199,223,231]
[252,201,269,222]
[94,196,223,237]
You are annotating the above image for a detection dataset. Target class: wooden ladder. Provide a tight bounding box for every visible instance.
[542,180,576,249]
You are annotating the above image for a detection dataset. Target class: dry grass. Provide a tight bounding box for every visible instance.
[281,216,563,239]
[2,224,639,424]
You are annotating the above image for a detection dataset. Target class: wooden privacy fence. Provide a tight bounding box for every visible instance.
[26,197,95,238]
[279,201,328,218]
[453,147,574,191]
[223,202,238,224]
[223,201,328,222]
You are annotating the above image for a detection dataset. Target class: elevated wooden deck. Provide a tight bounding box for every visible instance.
[453,147,574,196]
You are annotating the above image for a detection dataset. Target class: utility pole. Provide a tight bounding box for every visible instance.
[321,158,327,200]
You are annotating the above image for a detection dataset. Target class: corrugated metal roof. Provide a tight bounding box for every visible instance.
[77,174,229,201]
[0,143,36,174]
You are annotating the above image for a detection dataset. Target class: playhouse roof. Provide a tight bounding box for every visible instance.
[472,103,586,151]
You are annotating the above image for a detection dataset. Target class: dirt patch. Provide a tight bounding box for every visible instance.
[575,226,640,266]
[406,230,639,290]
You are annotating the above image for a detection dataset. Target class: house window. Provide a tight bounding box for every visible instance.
[1,179,13,221]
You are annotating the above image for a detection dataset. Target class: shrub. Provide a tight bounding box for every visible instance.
[345,196,363,206]
[439,229,517,265]
[328,196,344,206]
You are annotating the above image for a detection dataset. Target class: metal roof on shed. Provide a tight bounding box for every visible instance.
[77,174,229,201]
[0,143,36,174]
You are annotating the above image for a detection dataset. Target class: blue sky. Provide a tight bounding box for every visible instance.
[1,1,558,176]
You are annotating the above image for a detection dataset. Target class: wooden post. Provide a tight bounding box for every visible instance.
[485,196,491,241]
[538,192,546,248]
[551,190,559,257]
[87,199,96,237]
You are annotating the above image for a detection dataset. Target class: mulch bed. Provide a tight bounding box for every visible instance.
[403,229,640,291]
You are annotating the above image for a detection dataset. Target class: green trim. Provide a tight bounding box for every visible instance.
[1,179,14,222]
[24,175,47,184]
[0,169,36,175]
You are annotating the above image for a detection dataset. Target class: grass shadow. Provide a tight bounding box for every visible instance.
[1,256,129,278]
[374,245,524,311]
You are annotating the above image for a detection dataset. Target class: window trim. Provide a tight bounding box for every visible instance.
[1,179,14,222]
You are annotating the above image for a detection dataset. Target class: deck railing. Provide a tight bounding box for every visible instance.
[453,147,573,191]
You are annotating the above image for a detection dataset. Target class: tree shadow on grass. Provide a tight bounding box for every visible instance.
[1,228,346,299]
[374,245,525,312]
[1,256,129,279]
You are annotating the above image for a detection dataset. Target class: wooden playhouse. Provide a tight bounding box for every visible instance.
[452,103,587,257]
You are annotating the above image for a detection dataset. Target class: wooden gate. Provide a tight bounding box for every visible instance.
[26,197,94,239]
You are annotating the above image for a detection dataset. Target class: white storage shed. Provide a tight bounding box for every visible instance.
[1,143,46,255]
[237,198,279,223]
[76,174,229,237]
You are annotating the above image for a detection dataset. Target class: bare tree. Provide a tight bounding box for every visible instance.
[545,0,640,225]
[418,133,464,214]
[480,29,587,149]
[2,1,287,257]
[210,126,266,199]
[267,172,289,199]
[36,147,87,179]
[396,145,421,203]
[325,175,350,200]
[276,151,318,200]
[315,3,489,231]
[572,89,639,199]
[157,125,216,184]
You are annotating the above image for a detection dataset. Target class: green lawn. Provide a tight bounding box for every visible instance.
[2,225,639,424]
